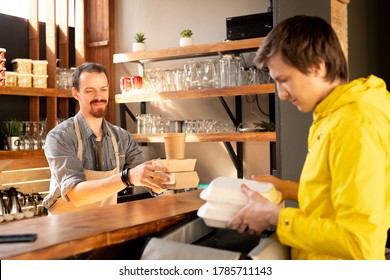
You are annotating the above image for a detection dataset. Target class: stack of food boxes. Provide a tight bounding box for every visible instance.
[197,176,282,228]
[31,60,48,88]
[0,48,6,86]
[152,159,199,190]
[6,58,48,88]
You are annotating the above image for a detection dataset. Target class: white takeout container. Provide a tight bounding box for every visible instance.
[197,176,282,228]
[197,201,243,228]
[200,176,282,205]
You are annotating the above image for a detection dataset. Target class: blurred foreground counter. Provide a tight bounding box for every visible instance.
[0,189,203,260]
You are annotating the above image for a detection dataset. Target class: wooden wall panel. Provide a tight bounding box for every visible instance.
[75,0,86,66]
[331,0,349,60]
[58,0,70,119]
[46,0,58,131]
[29,0,40,122]
[85,0,116,123]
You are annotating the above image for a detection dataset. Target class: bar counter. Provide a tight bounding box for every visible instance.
[0,189,203,260]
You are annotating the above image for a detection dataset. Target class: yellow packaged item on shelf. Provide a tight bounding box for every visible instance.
[12,58,33,74]
[5,71,17,86]
[32,60,48,75]
[32,74,48,88]
[17,73,33,87]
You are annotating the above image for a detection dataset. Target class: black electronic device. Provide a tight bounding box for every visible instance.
[226,12,273,41]
[0,233,38,243]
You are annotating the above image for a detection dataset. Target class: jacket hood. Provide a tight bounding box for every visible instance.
[314,75,390,121]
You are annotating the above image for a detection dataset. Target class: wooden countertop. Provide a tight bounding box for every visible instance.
[0,189,204,260]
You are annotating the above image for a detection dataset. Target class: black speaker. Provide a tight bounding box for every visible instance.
[226,12,273,40]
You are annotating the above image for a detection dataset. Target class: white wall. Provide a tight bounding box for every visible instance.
[114,0,271,183]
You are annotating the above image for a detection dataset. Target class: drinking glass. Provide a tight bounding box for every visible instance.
[220,55,234,87]
[144,68,157,92]
[183,120,193,133]
[31,121,40,150]
[202,59,216,88]
[232,55,244,86]
[21,121,33,150]
[174,68,185,91]
[39,120,46,148]
[184,60,201,90]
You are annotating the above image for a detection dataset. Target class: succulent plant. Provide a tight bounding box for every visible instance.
[180,29,193,38]
[134,32,146,43]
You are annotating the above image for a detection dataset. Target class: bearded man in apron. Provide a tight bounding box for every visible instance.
[43,62,168,215]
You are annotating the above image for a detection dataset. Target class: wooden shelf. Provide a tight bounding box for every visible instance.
[0,149,45,160]
[131,132,276,143]
[113,37,265,63]
[116,84,275,103]
[0,86,72,98]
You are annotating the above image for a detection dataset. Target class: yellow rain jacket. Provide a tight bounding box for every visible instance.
[277,75,390,259]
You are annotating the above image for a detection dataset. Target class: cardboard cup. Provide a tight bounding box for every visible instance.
[163,133,186,159]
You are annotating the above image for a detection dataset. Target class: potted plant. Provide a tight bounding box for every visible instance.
[179,29,194,47]
[1,119,22,150]
[132,32,146,52]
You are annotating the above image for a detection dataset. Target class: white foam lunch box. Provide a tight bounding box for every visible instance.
[197,176,282,228]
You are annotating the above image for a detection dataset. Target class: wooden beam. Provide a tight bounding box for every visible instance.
[28,0,39,60]
[75,0,86,66]
[28,0,40,122]
[59,0,69,68]
[46,0,58,131]
[331,0,349,60]
[58,0,70,119]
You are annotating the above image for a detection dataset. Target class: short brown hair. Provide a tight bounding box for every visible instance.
[72,62,109,91]
[255,15,348,83]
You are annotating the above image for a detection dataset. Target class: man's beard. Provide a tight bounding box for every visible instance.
[90,99,108,118]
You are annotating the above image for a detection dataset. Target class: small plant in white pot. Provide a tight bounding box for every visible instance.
[1,119,22,150]
[132,32,146,52]
[179,29,194,47]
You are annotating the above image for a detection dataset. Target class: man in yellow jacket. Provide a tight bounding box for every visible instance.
[228,15,390,259]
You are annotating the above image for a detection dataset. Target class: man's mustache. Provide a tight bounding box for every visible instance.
[90,99,108,105]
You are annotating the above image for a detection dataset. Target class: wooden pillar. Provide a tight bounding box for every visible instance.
[331,0,350,60]
[28,0,40,122]
[46,0,58,131]
[85,0,116,123]
[74,0,86,114]
[75,0,86,66]
[58,0,70,119]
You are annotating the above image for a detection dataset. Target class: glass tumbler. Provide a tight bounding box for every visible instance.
[202,59,216,88]
[184,60,201,90]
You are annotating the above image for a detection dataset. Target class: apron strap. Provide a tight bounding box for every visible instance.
[74,117,83,160]
[106,125,120,172]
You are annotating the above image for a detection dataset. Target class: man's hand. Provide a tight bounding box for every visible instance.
[129,160,170,194]
[227,184,282,235]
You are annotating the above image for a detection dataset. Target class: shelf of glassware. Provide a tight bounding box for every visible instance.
[113,37,276,143]
[131,132,276,143]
